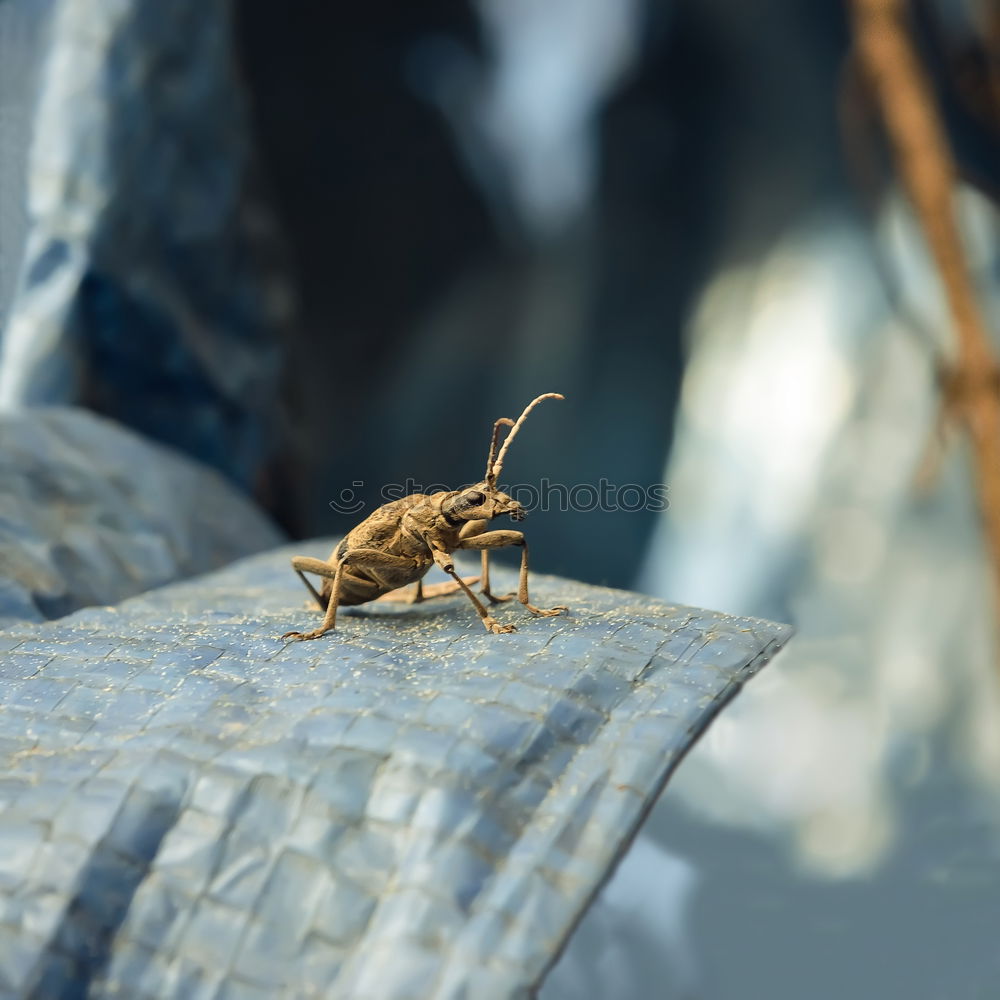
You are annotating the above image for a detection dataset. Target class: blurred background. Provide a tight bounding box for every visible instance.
[1,0,999,996]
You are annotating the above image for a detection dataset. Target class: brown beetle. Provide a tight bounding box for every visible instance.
[281,393,568,640]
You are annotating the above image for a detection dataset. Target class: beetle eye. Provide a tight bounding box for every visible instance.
[464,491,485,506]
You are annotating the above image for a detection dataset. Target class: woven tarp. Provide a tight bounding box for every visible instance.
[0,0,288,487]
[0,0,55,339]
[0,406,283,629]
[0,542,790,997]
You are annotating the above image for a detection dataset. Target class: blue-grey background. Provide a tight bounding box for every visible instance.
[1,0,999,996]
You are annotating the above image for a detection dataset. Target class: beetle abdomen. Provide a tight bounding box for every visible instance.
[316,494,433,609]
[333,578,386,606]
[318,573,385,608]
[319,561,430,608]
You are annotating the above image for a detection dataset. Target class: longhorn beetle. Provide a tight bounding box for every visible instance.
[281,393,568,640]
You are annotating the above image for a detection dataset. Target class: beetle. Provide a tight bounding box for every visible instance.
[281,393,568,640]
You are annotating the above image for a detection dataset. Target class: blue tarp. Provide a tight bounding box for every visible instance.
[0,541,789,997]
[0,406,283,628]
[0,0,289,488]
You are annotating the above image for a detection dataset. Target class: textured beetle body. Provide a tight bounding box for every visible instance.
[282,394,567,640]
[317,486,524,606]
[322,495,442,606]
[324,496,433,607]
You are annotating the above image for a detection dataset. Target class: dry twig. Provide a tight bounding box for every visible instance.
[850,0,1000,619]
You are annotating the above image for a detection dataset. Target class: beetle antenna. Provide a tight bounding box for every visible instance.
[491,393,564,481]
[485,418,514,486]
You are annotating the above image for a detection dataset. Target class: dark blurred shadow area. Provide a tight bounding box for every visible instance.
[0,0,858,592]
[232,0,851,591]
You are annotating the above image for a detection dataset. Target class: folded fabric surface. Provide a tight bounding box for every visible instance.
[0,541,790,998]
[0,407,284,628]
[0,0,288,487]
[0,0,54,339]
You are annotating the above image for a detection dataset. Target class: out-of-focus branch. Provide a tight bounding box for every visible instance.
[850,0,1000,620]
[975,0,1000,120]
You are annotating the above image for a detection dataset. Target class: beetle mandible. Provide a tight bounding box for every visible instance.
[281,393,568,640]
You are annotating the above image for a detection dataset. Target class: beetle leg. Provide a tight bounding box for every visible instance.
[480,549,515,604]
[457,531,567,618]
[428,545,515,634]
[458,519,512,603]
[282,558,348,641]
[289,555,338,609]
[374,578,426,604]
[443,566,517,635]
[375,575,480,604]
[282,549,414,641]
[458,519,489,539]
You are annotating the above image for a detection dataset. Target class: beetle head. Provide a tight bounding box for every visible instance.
[442,484,525,523]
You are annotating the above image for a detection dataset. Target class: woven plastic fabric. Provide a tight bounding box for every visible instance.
[0,0,288,487]
[0,541,790,997]
[0,0,56,339]
[0,406,283,629]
